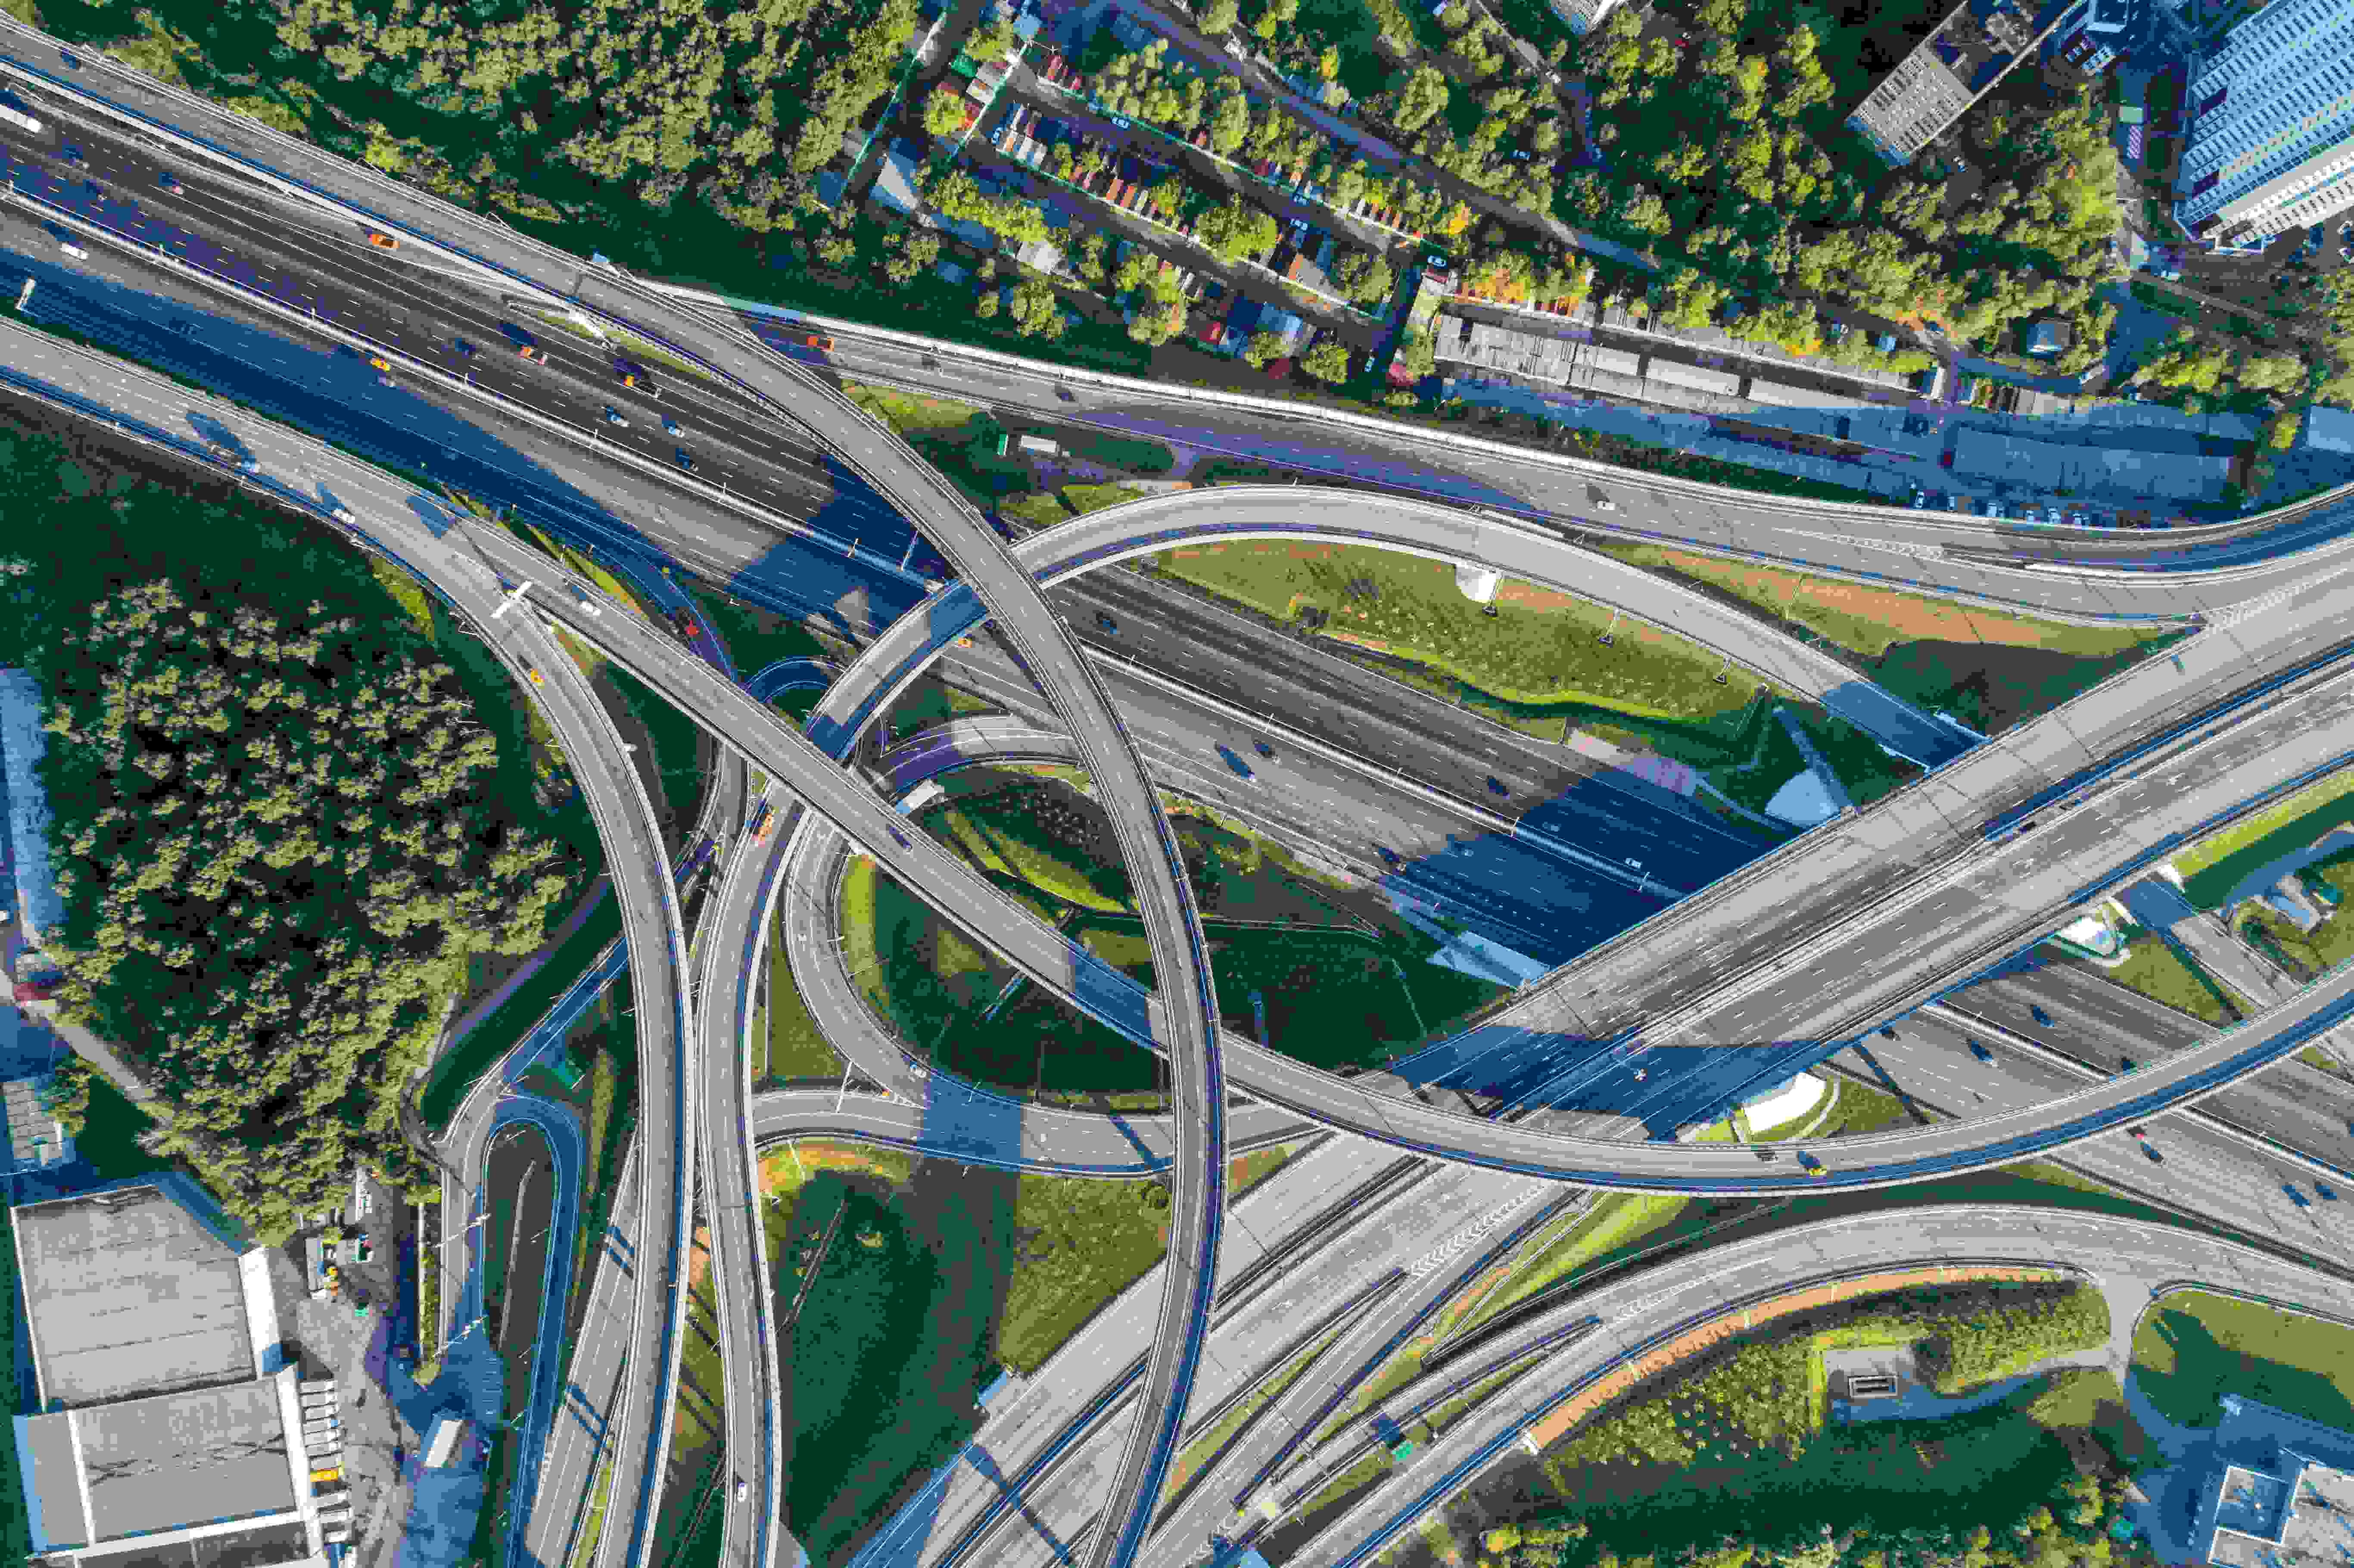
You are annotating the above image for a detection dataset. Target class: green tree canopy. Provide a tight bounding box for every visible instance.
[41,578,575,1239]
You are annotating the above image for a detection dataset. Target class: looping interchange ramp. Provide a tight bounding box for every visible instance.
[0,28,2353,1565]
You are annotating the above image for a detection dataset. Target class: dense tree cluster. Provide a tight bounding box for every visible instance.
[1479,1469,2147,1568]
[39,579,573,1238]
[2129,328,2308,412]
[1560,0,2125,353]
[271,0,917,230]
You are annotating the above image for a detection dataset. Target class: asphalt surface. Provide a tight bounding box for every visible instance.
[17,302,2354,1204]
[0,51,1227,1568]
[1266,1204,2354,1568]
[14,31,2354,1563]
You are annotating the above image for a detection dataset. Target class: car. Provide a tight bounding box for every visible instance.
[59,143,81,165]
[1968,1039,1993,1062]
[1911,492,1928,509]
[331,505,356,524]
[604,406,629,427]
[59,49,80,68]
[1376,846,1401,867]
[517,344,544,362]
[453,337,477,358]
[2140,1141,2163,1163]
[1056,385,1077,402]
[366,231,399,251]
[2286,1182,2314,1209]
[661,414,680,435]
[1879,1026,1898,1040]
[2069,510,2088,526]
[2340,244,2352,263]
[674,447,694,471]
[525,667,545,687]
[2118,1056,2137,1073]
[2341,222,2352,240]
[367,356,393,373]
[1486,776,1509,797]
[1095,611,1118,633]
[1216,744,1257,781]
[1253,740,1275,759]
[2030,1005,2052,1026]
[570,583,601,617]
[57,239,84,259]
[82,177,101,198]
[1111,115,1133,129]
[1797,1151,1829,1179]
[2318,1181,2341,1201]
[1591,496,1618,512]
[735,1479,748,1504]
[2127,1125,2148,1141]
[377,375,397,388]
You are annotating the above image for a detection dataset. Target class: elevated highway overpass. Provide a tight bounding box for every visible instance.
[10,31,2354,1566]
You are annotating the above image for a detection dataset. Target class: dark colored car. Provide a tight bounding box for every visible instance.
[1376,846,1401,867]
[1056,386,1077,402]
[1216,744,1256,781]
[2287,1183,2314,1210]
[1879,1026,1898,1040]
[156,170,179,190]
[2317,1182,2340,1201]
[1253,740,1275,759]
[59,143,81,165]
[1094,611,1118,633]
[1968,1039,1993,1062]
[2029,1005,2052,1026]
[452,337,477,358]
[1486,776,1509,797]
[674,447,694,471]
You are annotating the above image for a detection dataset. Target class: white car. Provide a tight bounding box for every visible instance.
[1592,497,1618,512]
[57,239,85,259]
[571,583,602,617]
[331,506,356,524]
[735,1479,748,1503]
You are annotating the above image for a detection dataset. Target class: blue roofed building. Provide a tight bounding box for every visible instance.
[2189,1396,2354,1568]
[0,669,63,945]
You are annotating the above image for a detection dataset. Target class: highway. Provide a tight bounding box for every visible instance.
[16,299,2354,1202]
[1256,1205,2354,1568]
[14,31,2354,1568]
[0,39,1231,1567]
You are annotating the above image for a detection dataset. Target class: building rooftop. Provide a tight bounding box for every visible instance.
[25,1381,301,1547]
[12,1185,257,1408]
[3,1076,68,1172]
[0,669,62,944]
[2195,1396,2354,1567]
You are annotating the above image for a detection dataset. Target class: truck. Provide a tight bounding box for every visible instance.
[299,1379,338,1396]
[666,607,701,641]
[0,93,44,136]
[748,800,776,845]
[308,1467,343,1486]
[788,330,834,352]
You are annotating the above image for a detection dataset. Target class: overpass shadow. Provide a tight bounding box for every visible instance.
[6,251,929,646]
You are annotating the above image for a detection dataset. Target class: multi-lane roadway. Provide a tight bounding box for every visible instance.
[11,34,2354,1568]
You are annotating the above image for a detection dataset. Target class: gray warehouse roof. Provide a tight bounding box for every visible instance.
[0,669,63,943]
[20,1381,299,1551]
[13,1186,256,1408]
[1950,425,2229,501]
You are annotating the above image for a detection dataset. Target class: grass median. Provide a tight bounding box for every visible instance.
[418,898,624,1134]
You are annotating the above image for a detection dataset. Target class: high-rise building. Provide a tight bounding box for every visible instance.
[2175,0,2354,251]
[1548,0,1625,37]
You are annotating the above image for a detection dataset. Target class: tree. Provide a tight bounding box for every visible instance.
[1393,327,1438,381]
[1197,196,1281,264]
[965,16,1022,60]
[1242,330,1289,368]
[1334,249,1396,306]
[1385,66,1451,134]
[975,289,1002,318]
[923,87,969,139]
[1301,338,1353,383]
[43,1058,92,1136]
[1005,277,1065,338]
[2238,351,2307,397]
[1199,0,1241,32]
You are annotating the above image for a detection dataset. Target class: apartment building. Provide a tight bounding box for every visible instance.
[2175,0,2354,250]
